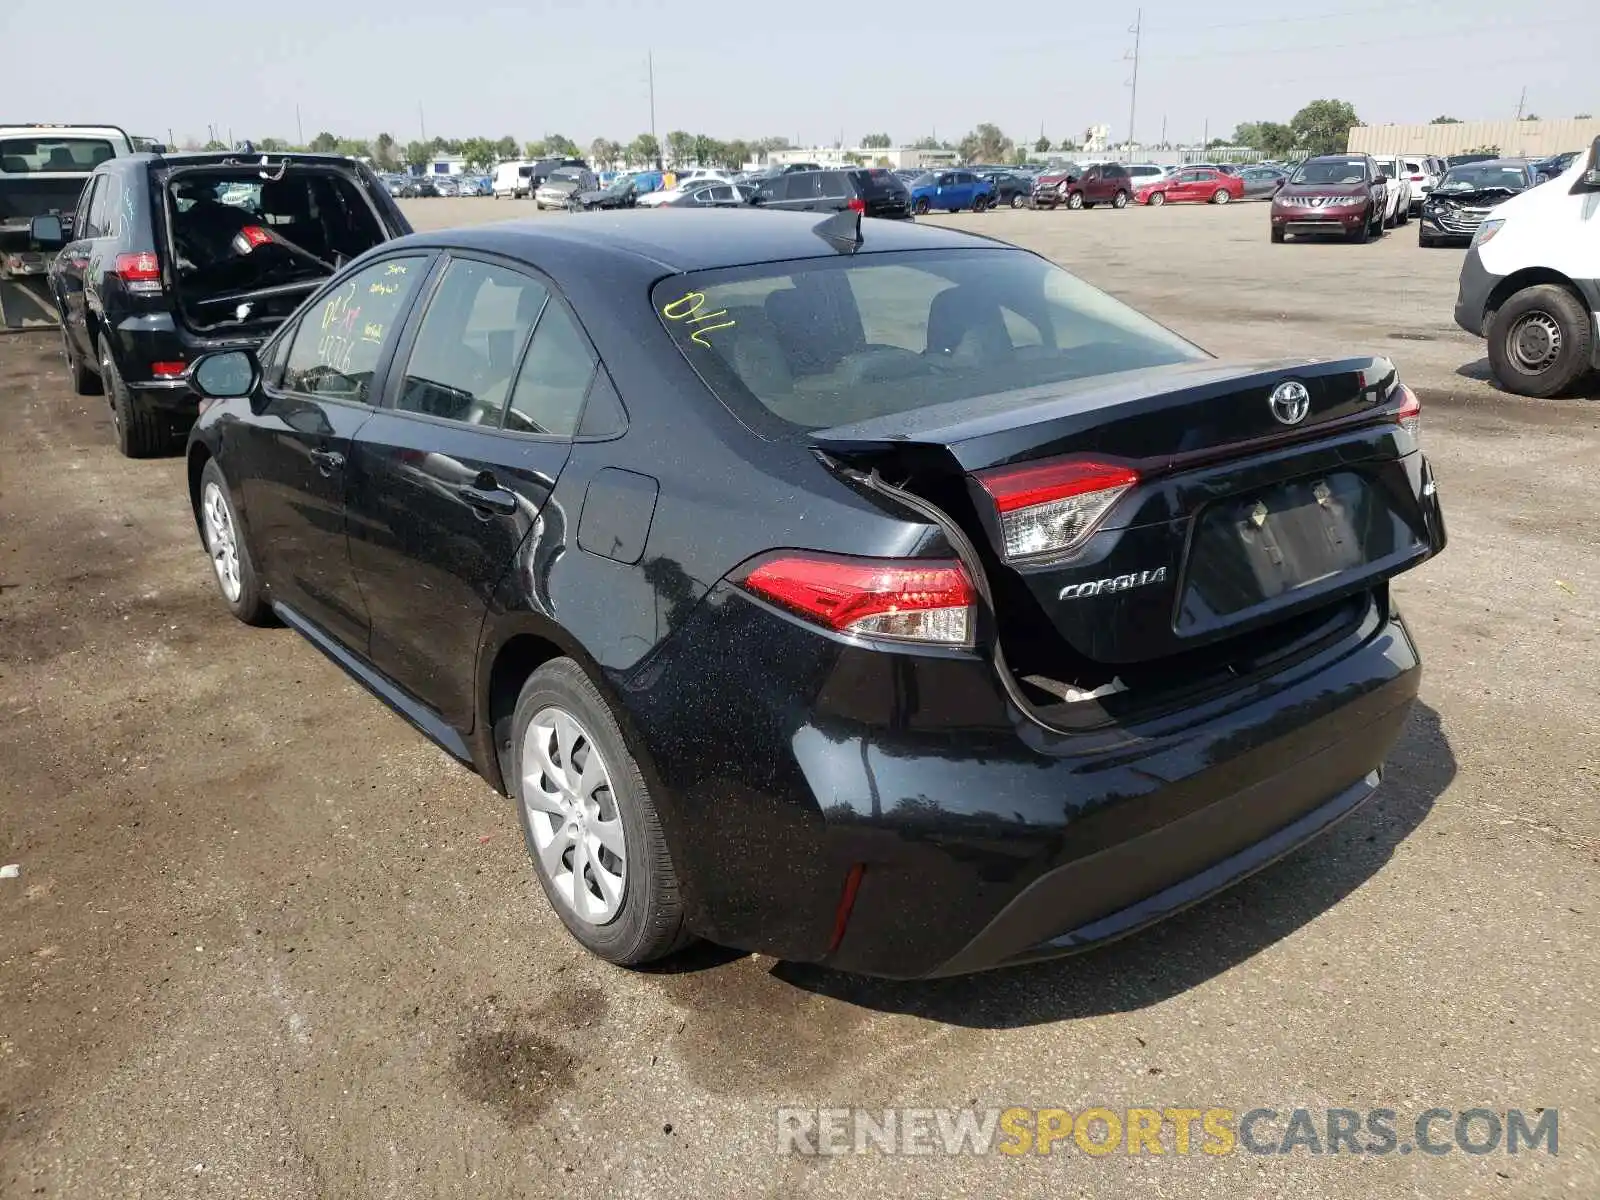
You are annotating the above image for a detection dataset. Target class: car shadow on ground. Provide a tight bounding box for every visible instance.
[759,700,1455,1029]
[1455,355,1600,400]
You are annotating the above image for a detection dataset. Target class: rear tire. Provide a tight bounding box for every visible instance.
[508,658,691,967]
[1396,203,1408,226]
[972,195,988,213]
[1486,284,1593,399]
[1010,193,1025,209]
[1211,189,1230,204]
[62,326,102,396]
[101,342,167,458]
[914,197,930,215]
[198,458,270,625]
[1112,189,1128,209]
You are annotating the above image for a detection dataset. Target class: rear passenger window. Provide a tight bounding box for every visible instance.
[77,176,106,238]
[505,299,598,436]
[396,259,548,425]
[820,173,848,199]
[281,256,427,402]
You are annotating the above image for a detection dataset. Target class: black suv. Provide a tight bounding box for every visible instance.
[749,168,912,219]
[33,151,409,455]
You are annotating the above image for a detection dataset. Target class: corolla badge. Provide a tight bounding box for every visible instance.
[1269,380,1311,426]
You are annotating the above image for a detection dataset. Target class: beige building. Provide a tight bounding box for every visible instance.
[1348,118,1600,157]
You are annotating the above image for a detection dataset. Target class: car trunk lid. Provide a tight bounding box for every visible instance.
[812,356,1441,667]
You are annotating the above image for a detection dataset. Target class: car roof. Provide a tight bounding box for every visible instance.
[389,210,1006,273]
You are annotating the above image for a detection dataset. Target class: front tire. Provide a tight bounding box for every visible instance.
[1271,225,1285,243]
[102,342,167,458]
[1112,189,1128,209]
[509,659,690,966]
[1486,284,1594,398]
[1066,191,1085,210]
[198,459,270,624]
[1010,193,1025,209]
[914,197,930,215]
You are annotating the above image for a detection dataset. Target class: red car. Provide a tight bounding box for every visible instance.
[1136,167,1245,206]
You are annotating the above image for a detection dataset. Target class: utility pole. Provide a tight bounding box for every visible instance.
[295,105,303,146]
[1160,114,1167,148]
[418,102,426,143]
[1514,85,1527,120]
[648,52,657,153]
[1124,8,1142,154]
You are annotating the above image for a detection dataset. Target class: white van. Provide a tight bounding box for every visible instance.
[493,161,535,199]
[1453,137,1600,398]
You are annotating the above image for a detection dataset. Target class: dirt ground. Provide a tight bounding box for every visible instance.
[1,199,1596,1199]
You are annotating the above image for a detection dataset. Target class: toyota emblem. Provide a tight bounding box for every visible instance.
[1269,380,1311,426]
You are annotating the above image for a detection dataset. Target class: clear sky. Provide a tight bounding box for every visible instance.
[3,0,1592,149]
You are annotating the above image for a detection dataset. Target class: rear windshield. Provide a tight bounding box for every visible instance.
[0,137,114,173]
[855,169,907,195]
[652,249,1205,431]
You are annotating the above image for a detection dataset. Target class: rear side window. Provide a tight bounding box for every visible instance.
[282,256,427,402]
[819,173,848,199]
[785,174,821,200]
[396,259,549,425]
[652,249,1204,431]
[506,299,598,436]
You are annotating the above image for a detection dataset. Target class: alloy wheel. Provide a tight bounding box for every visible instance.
[522,707,627,925]
[1507,311,1562,373]
[201,481,243,603]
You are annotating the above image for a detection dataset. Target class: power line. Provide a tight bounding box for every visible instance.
[1143,17,1575,61]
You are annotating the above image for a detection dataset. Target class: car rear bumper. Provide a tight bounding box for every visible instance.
[617,577,1427,978]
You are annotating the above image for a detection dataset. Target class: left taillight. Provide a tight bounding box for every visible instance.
[846,197,866,213]
[114,251,162,294]
[1393,382,1421,440]
[974,458,1140,563]
[738,553,975,646]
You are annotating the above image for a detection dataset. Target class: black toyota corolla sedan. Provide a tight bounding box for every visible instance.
[183,210,1446,978]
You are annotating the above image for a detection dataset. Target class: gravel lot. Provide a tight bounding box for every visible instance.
[2,198,1595,1199]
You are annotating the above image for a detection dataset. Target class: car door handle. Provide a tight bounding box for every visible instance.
[310,449,345,473]
[458,482,518,515]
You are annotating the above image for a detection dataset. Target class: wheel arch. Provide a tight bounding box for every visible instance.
[1484,267,1588,327]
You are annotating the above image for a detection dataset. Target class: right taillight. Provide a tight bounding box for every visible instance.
[114,251,162,294]
[974,458,1140,562]
[846,197,866,213]
[1394,383,1421,440]
[739,553,975,646]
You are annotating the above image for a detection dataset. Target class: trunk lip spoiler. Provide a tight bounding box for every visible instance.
[807,355,1395,470]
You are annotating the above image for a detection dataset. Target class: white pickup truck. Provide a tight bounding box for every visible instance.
[0,124,140,327]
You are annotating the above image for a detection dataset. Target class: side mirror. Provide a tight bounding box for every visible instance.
[1373,174,1389,186]
[190,349,258,399]
[1585,137,1600,186]
[29,214,65,249]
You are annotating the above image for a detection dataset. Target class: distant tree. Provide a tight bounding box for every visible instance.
[1232,120,1295,157]
[1010,145,1028,166]
[257,137,289,152]
[336,138,370,160]
[1056,138,1079,152]
[723,138,752,170]
[628,133,661,167]
[372,132,398,170]
[431,137,462,155]
[1290,99,1361,156]
[1462,144,1501,155]
[1033,134,1051,153]
[1576,112,1593,120]
[542,133,579,157]
[1430,115,1462,124]
[1523,113,1540,121]
[404,140,431,169]
[495,135,520,160]
[460,138,498,172]
[910,135,942,150]
[691,133,722,167]
[842,151,864,166]
[754,136,791,154]
[524,140,547,158]
[202,139,228,151]
[957,122,1010,163]
[860,132,891,149]
[589,138,615,168]
[309,131,340,153]
[1207,137,1230,149]
[665,130,694,167]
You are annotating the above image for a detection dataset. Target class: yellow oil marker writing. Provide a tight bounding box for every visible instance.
[661,290,735,348]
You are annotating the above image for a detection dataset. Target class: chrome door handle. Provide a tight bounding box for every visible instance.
[309,449,345,473]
